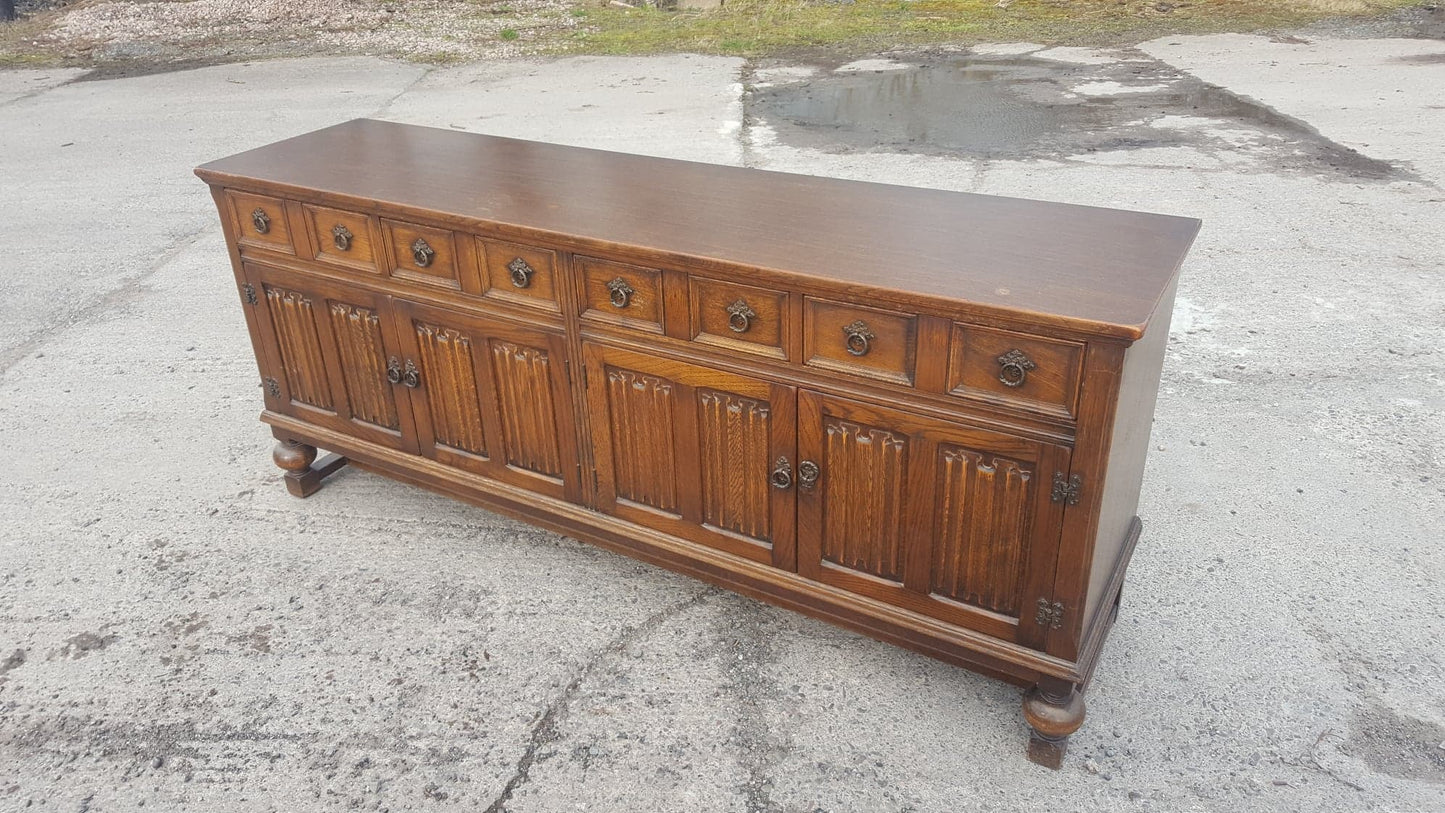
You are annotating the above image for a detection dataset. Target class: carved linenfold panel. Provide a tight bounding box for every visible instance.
[932,447,1034,616]
[698,389,772,542]
[414,322,487,456]
[327,302,400,430]
[264,286,333,411]
[490,340,561,477]
[821,418,908,581]
[606,368,678,513]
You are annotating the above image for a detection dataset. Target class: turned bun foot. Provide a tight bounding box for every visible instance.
[272,439,347,498]
[273,439,317,473]
[1023,683,1085,769]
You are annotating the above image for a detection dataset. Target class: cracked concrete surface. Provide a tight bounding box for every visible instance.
[1,35,1443,812]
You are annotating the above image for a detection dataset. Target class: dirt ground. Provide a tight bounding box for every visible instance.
[2,0,1441,76]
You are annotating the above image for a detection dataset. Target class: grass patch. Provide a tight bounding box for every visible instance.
[570,0,1426,57]
[500,27,521,40]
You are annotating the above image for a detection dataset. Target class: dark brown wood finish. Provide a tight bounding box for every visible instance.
[198,120,1199,767]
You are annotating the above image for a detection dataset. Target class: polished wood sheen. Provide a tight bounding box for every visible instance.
[198,119,1199,767]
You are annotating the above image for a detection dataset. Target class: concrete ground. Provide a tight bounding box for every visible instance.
[1,35,1442,813]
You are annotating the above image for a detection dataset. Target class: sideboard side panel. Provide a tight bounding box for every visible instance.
[1086,277,1179,623]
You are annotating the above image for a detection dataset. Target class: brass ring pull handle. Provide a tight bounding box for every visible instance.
[770,457,793,490]
[996,349,1036,388]
[607,277,634,309]
[402,360,421,389]
[386,357,403,385]
[411,238,436,268]
[726,299,756,333]
[251,208,271,234]
[508,257,535,289]
[842,320,874,357]
[332,224,353,251]
[797,460,820,491]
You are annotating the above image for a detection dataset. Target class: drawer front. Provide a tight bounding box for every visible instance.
[478,237,559,312]
[578,256,664,333]
[948,325,1083,418]
[226,191,294,254]
[383,219,460,290]
[688,276,789,359]
[804,298,917,385]
[303,204,379,273]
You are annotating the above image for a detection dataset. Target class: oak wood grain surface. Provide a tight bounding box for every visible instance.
[197,119,1199,339]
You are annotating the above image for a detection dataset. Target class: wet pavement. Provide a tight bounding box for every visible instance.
[749,52,1402,178]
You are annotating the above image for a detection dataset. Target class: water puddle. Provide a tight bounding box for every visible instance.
[749,54,1402,179]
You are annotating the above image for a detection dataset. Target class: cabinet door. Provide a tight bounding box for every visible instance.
[391,299,579,503]
[797,391,1069,648]
[245,262,417,452]
[584,344,796,569]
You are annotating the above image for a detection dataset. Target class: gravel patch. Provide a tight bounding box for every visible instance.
[32,0,582,66]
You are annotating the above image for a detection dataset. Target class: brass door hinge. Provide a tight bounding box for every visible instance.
[1050,472,1082,505]
[242,282,258,305]
[1035,598,1064,630]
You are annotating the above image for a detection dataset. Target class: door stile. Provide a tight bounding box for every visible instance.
[372,295,421,455]
[583,343,620,510]
[1028,444,1073,654]
[672,380,705,526]
[768,380,799,572]
[900,434,940,596]
[795,388,825,581]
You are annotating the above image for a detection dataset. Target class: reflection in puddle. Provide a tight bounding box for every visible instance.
[760,62,1071,155]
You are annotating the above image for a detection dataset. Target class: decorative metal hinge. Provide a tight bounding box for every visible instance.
[263,377,281,398]
[242,282,258,305]
[1035,598,1065,630]
[1051,472,1082,505]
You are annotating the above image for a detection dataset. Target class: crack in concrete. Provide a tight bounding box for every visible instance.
[716,601,783,813]
[482,587,716,813]
[0,224,213,375]
[371,65,436,120]
[0,72,89,111]
[737,60,761,170]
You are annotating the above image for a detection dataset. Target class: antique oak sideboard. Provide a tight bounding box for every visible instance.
[196,119,1199,767]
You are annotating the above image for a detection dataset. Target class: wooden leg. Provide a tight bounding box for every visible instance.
[272,439,347,498]
[1022,679,1085,769]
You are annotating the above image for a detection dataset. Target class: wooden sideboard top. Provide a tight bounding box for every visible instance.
[196,118,1200,340]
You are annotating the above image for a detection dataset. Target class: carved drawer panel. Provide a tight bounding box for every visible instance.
[302,204,380,273]
[382,218,461,290]
[948,325,1084,419]
[803,297,917,386]
[577,256,665,333]
[688,276,790,360]
[226,190,294,254]
[476,237,560,312]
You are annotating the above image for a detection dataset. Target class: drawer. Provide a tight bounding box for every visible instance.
[804,298,917,385]
[226,190,294,254]
[948,325,1083,418]
[301,204,380,273]
[688,276,789,359]
[382,218,461,290]
[477,237,560,312]
[577,256,664,333]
